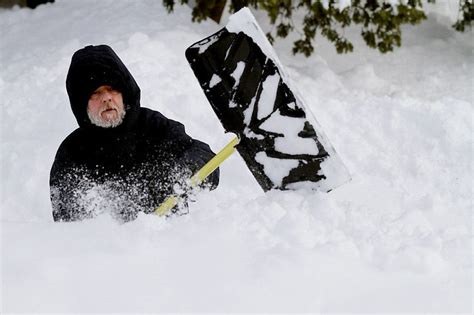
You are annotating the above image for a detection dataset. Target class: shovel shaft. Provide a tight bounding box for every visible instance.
[154,136,239,216]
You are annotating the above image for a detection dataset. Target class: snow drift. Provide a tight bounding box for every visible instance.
[0,0,472,312]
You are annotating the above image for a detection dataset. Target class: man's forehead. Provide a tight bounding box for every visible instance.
[93,85,119,93]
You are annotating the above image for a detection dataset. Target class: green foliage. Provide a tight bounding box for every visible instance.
[163,0,473,56]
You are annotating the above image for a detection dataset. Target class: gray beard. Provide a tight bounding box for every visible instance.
[87,107,126,128]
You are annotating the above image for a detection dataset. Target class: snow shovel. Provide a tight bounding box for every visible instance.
[155,8,350,216]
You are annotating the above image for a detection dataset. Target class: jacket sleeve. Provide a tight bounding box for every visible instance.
[157,113,220,190]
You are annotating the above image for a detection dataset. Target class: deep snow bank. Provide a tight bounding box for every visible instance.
[1,0,472,312]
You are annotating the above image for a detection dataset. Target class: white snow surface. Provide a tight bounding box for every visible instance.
[1,0,472,313]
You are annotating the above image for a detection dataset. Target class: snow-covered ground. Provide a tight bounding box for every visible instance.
[1,0,472,313]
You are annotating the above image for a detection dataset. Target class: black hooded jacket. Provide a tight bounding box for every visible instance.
[50,45,219,222]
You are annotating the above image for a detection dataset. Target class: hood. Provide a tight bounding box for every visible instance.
[66,45,141,129]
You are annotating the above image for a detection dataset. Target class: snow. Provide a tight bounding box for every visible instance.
[255,73,279,120]
[259,115,320,155]
[230,61,245,82]
[209,73,221,88]
[1,0,472,313]
[255,152,299,187]
[338,0,352,10]
[227,7,287,76]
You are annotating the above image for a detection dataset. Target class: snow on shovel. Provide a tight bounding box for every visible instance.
[155,8,350,216]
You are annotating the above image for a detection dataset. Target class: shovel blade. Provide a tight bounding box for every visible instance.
[185,8,350,192]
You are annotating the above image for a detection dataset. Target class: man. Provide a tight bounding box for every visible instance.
[50,45,219,222]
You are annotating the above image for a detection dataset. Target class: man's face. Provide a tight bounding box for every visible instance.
[87,85,126,128]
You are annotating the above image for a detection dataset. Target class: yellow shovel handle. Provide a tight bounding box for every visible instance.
[154,136,240,216]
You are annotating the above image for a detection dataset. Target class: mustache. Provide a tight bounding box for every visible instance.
[99,102,120,113]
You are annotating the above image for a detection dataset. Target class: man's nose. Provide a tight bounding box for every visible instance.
[101,92,113,103]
